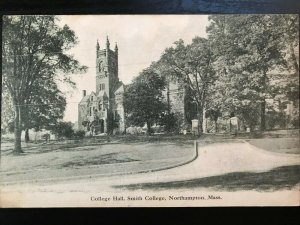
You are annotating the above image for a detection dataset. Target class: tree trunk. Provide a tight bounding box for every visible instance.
[195,103,202,135]
[146,121,151,135]
[214,120,218,133]
[260,70,267,132]
[167,84,170,115]
[197,112,203,135]
[260,98,266,131]
[202,107,207,133]
[249,123,254,133]
[25,128,30,143]
[288,37,299,74]
[13,105,23,154]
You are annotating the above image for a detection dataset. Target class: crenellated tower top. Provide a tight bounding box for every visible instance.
[96,36,119,96]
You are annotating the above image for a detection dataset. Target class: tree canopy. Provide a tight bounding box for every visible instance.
[206,15,298,130]
[124,68,167,134]
[2,15,87,154]
[158,37,216,133]
[132,15,299,133]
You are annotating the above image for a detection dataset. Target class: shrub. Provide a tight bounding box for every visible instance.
[73,130,85,139]
[50,122,74,139]
[159,112,183,133]
[266,111,287,130]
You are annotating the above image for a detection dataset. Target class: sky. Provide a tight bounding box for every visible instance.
[58,15,210,122]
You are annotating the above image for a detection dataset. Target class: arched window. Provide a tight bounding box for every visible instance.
[103,101,107,111]
[98,61,102,72]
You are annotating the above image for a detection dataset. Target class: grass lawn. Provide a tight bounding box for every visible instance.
[1,134,198,154]
[0,140,195,184]
[248,138,300,154]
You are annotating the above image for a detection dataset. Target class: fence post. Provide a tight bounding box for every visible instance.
[194,140,198,157]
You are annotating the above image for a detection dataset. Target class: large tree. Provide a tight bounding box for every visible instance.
[206,15,295,131]
[22,78,67,142]
[3,76,67,142]
[124,68,167,134]
[159,37,216,134]
[2,15,86,154]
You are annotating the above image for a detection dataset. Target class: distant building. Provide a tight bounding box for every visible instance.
[167,81,185,116]
[78,37,125,134]
[73,121,79,130]
[163,81,186,127]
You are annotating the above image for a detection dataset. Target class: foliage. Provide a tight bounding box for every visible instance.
[206,15,298,130]
[106,112,118,135]
[265,110,287,130]
[81,120,90,131]
[73,130,85,139]
[145,15,299,133]
[50,121,74,139]
[159,112,181,133]
[22,79,67,132]
[275,15,299,73]
[124,68,167,134]
[183,87,198,124]
[2,15,87,154]
[1,88,14,134]
[159,37,216,133]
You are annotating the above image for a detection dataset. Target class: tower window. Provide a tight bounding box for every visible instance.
[89,107,92,116]
[99,83,105,91]
[98,61,103,72]
[91,96,93,101]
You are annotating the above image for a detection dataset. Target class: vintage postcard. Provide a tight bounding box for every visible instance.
[1,15,299,207]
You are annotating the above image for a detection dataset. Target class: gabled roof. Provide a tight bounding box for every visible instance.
[79,94,90,104]
[97,90,108,99]
[89,91,98,102]
[114,82,125,95]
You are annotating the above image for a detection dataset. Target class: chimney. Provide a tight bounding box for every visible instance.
[83,90,86,97]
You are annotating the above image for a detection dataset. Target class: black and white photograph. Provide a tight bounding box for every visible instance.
[1,14,299,207]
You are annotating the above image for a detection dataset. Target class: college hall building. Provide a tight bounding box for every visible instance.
[78,37,126,134]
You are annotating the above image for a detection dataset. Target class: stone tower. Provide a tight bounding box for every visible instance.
[96,36,119,98]
[78,37,125,135]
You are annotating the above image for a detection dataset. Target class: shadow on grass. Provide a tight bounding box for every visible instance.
[61,153,139,168]
[114,165,300,192]
[2,136,195,155]
[248,138,300,154]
